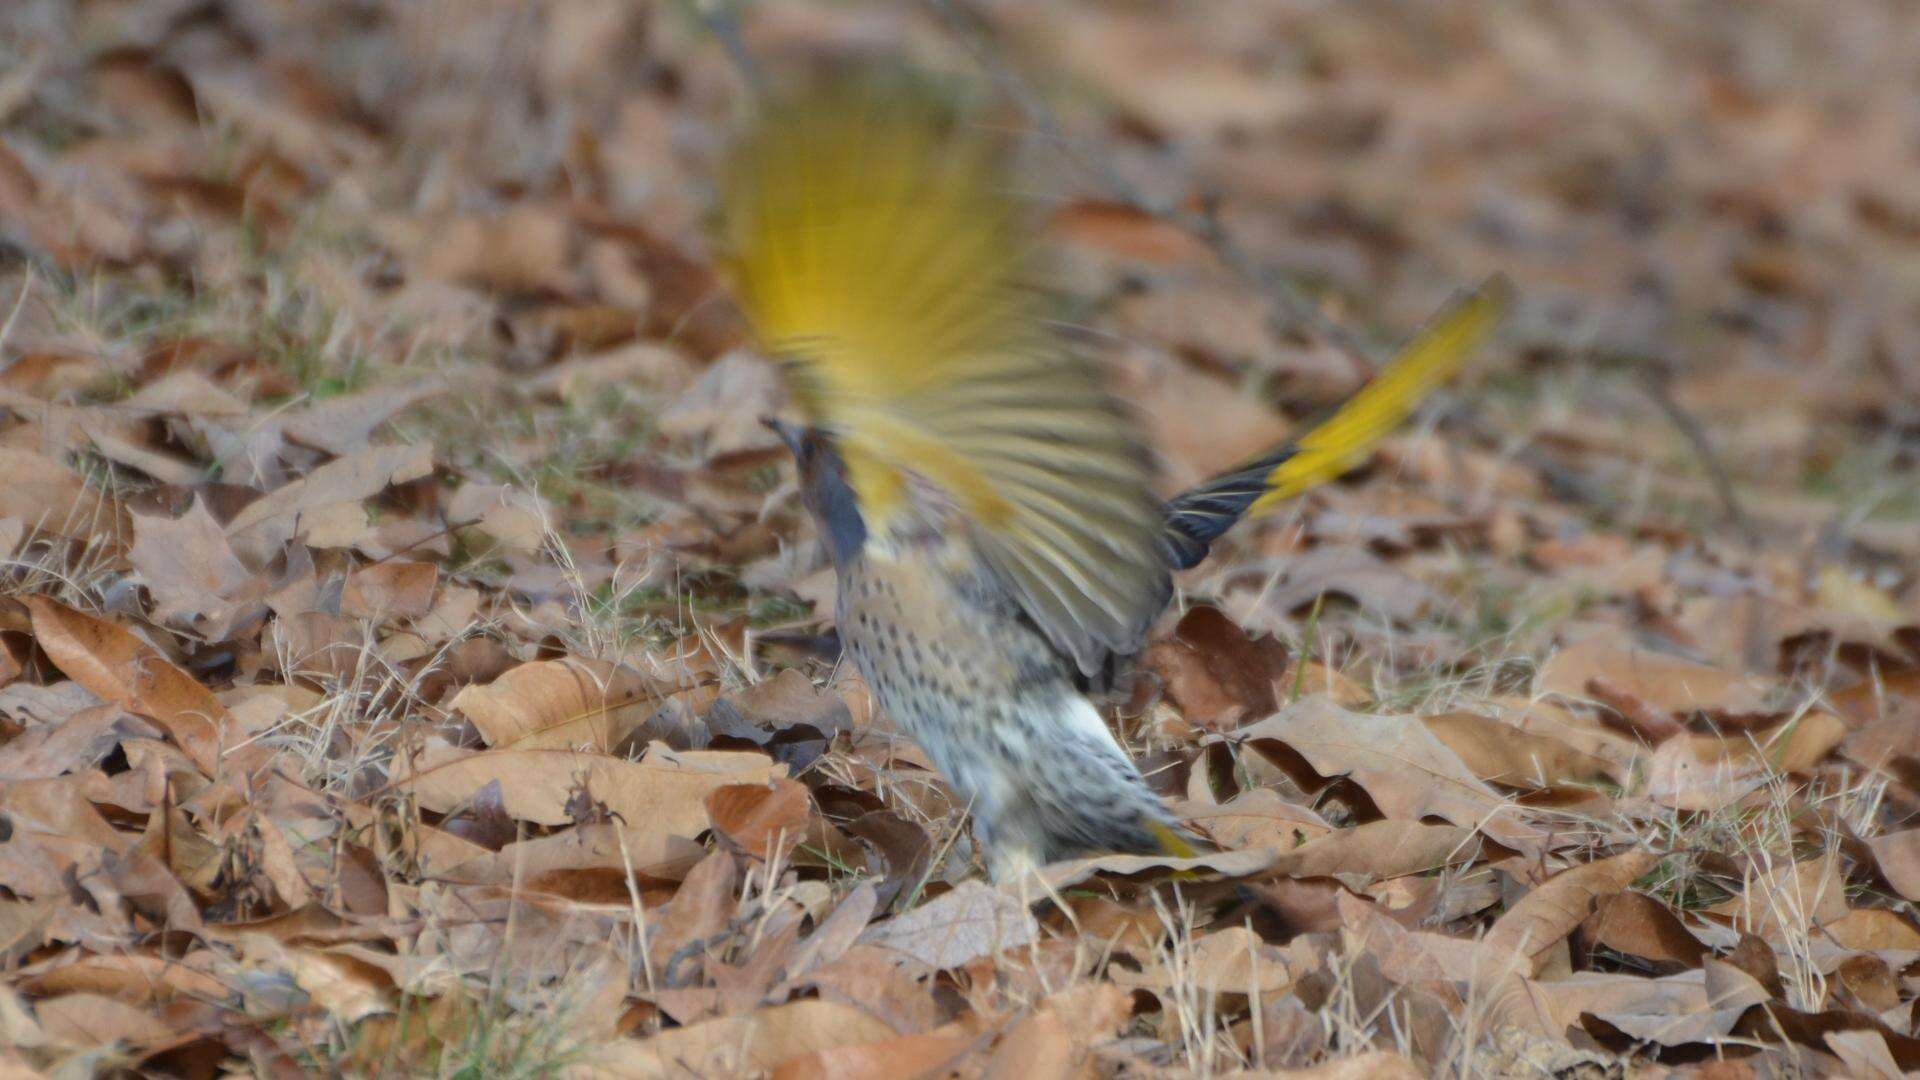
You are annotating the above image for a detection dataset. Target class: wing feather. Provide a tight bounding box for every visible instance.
[721,75,1169,674]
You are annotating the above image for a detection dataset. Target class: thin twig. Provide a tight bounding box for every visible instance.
[1640,370,1759,545]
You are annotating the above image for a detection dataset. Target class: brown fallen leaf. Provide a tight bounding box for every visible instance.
[398,205,575,294]
[1234,696,1543,854]
[340,560,438,621]
[1271,820,1480,887]
[770,1032,971,1080]
[1109,925,1293,996]
[1823,908,1920,952]
[1484,851,1660,977]
[1867,828,1920,902]
[983,982,1134,1079]
[858,880,1038,970]
[0,896,56,967]
[0,446,126,544]
[576,1000,896,1078]
[30,992,173,1050]
[0,704,146,781]
[705,777,815,863]
[18,951,231,1005]
[1178,787,1333,852]
[450,656,656,751]
[1422,711,1618,788]
[1139,605,1290,731]
[1824,1029,1905,1080]
[1831,954,1902,1014]
[439,821,703,890]
[280,378,448,456]
[224,441,434,549]
[1554,968,1768,1046]
[1579,892,1707,970]
[645,849,741,980]
[241,933,393,1023]
[26,595,227,774]
[1582,891,1704,968]
[1644,733,1768,812]
[1048,198,1211,265]
[392,746,782,840]
[1539,638,1773,717]
[129,495,265,639]
[447,482,552,552]
[1710,855,1849,943]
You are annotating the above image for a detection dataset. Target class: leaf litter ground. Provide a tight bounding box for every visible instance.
[2,2,1920,1076]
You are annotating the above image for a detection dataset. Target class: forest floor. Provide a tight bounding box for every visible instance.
[2,1,1920,1076]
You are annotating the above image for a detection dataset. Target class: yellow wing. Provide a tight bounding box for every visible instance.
[719,75,1171,676]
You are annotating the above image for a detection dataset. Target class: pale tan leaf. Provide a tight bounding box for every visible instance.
[450,656,655,750]
[574,1000,895,1078]
[1824,1028,1905,1080]
[1422,711,1618,787]
[340,560,438,620]
[1040,846,1278,890]
[1235,696,1543,853]
[1539,638,1771,716]
[392,746,782,839]
[242,934,392,1023]
[0,447,123,542]
[859,880,1037,970]
[448,483,552,551]
[1868,828,1920,902]
[30,992,172,1050]
[769,1032,969,1080]
[281,378,447,456]
[983,983,1133,1079]
[1109,925,1293,996]
[1483,852,1659,976]
[1271,820,1480,887]
[26,595,227,774]
[225,442,433,540]
[1824,908,1920,952]
[129,495,263,637]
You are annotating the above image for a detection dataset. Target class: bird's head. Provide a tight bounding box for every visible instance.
[764,416,868,568]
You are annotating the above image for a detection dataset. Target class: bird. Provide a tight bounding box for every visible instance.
[717,74,1510,882]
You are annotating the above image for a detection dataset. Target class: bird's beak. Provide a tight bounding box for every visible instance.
[761,415,806,456]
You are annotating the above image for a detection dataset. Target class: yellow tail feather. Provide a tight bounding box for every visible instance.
[1251,274,1513,514]
[1146,818,1203,859]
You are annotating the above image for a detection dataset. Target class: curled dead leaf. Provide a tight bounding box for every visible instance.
[25,595,227,775]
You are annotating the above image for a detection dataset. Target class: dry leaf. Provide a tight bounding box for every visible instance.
[1141,605,1290,730]
[31,992,173,1049]
[1422,712,1617,788]
[225,442,434,542]
[1868,829,1920,902]
[0,447,124,542]
[859,881,1037,970]
[1484,852,1660,976]
[340,560,438,620]
[770,1032,970,1080]
[392,746,782,839]
[1539,639,1772,716]
[26,596,227,774]
[129,495,263,638]
[1235,696,1543,853]
[1579,892,1707,969]
[450,657,656,750]
[578,1000,895,1077]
